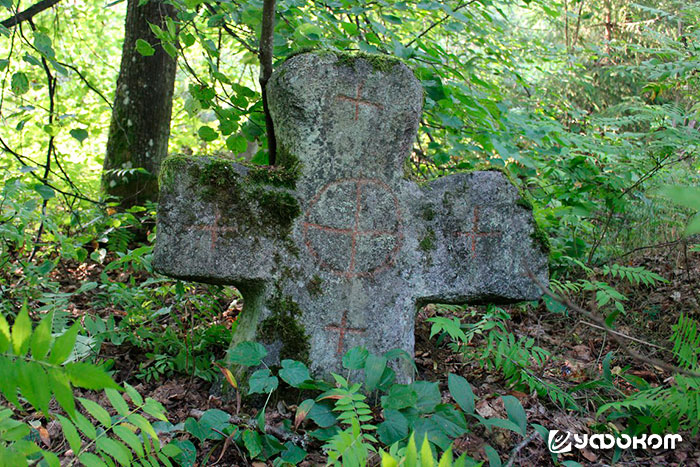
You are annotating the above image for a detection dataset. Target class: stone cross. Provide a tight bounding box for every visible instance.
[153,51,549,382]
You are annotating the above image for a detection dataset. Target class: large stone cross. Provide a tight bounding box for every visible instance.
[153,52,549,381]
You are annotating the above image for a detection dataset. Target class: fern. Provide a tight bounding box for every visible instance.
[429,306,579,410]
[671,314,700,370]
[323,373,377,466]
[598,314,700,434]
[601,264,667,286]
[0,305,181,465]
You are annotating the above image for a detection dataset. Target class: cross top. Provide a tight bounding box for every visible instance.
[154,51,549,382]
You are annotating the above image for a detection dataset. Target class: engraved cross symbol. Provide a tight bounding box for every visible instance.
[336,82,383,121]
[325,310,366,355]
[454,206,502,258]
[189,207,237,250]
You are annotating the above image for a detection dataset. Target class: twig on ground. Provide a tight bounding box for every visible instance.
[504,430,541,467]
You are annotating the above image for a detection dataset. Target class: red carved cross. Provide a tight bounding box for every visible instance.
[325,310,366,355]
[189,208,236,250]
[336,82,383,121]
[455,206,502,258]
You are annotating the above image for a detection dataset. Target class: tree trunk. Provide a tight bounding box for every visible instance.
[102,0,177,208]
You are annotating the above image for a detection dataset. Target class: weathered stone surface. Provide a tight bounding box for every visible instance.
[153,51,549,382]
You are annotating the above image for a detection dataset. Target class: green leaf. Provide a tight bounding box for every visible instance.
[143,398,168,421]
[135,39,155,56]
[242,430,262,458]
[502,396,527,436]
[48,368,75,416]
[97,437,132,466]
[11,304,32,356]
[279,359,311,387]
[248,368,279,394]
[411,381,441,414]
[381,384,417,410]
[79,452,109,467]
[377,409,408,445]
[73,411,97,440]
[11,72,29,95]
[281,441,307,464]
[106,388,130,416]
[124,382,143,405]
[227,341,267,366]
[342,346,368,370]
[56,415,82,455]
[0,314,10,353]
[308,401,337,428]
[225,133,248,153]
[65,362,119,390]
[364,353,387,391]
[113,425,145,458]
[197,409,231,440]
[483,444,502,467]
[448,373,475,414]
[431,404,467,438]
[197,126,219,142]
[79,397,112,427]
[18,360,51,415]
[70,128,89,144]
[127,413,160,449]
[30,311,52,360]
[49,322,80,364]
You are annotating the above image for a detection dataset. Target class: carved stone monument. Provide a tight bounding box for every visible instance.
[153,51,549,381]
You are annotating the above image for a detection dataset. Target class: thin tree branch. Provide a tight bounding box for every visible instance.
[259,0,276,164]
[406,0,477,48]
[529,271,700,379]
[1,0,62,28]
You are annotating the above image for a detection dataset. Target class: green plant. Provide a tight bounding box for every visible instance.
[380,433,471,467]
[429,306,577,409]
[0,303,181,465]
[598,314,700,435]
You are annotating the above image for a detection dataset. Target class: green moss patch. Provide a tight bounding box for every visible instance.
[419,228,436,252]
[259,295,310,363]
[160,154,301,238]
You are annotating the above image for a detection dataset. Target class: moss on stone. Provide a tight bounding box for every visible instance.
[306,275,323,297]
[419,228,436,252]
[256,189,301,228]
[244,146,301,189]
[161,154,302,240]
[422,205,436,222]
[530,219,551,254]
[259,295,310,363]
[334,50,404,73]
[285,48,404,73]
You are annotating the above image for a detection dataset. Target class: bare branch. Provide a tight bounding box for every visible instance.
[1,0,62,29]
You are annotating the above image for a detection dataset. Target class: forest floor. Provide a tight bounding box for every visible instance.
[40,242,700,466]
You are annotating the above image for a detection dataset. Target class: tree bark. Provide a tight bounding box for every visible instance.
[102,0,177,208]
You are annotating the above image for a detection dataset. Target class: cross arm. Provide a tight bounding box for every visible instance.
[410,171,549,305]
[153,155,299,287]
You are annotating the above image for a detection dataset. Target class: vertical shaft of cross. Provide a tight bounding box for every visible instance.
[325,310,366,355]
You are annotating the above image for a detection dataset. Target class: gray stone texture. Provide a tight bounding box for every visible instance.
[153,51,549,382]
